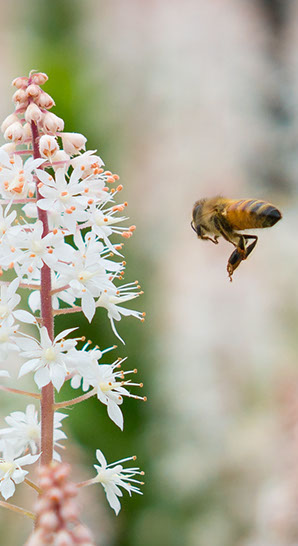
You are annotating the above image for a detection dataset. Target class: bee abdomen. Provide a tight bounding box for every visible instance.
[226,199,282,230]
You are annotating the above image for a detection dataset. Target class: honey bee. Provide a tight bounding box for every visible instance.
[191,197,282,281]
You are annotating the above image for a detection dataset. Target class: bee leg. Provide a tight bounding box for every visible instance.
[243,235,258,258]
[201,235,219,244]
[227,248,243,281]
[227,235,258,281]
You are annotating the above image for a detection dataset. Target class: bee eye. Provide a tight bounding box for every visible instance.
[196,225,202,237]
[191,221,202,237]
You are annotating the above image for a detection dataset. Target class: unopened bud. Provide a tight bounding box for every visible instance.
[25,103,43,124]
[12,76,28,89]
[73,524,94,542]
[39,135,59,159]
[1,113,19,134]
[30,72,48,86]
[26,84,40,99]
[36,91,55,109]
[43,112,64,133]
[12,88,28,106]
[4,121,24,143]
[38,511,59,531]
[56,529,73,546]
[60,132,87,155]
[60,499,79,521]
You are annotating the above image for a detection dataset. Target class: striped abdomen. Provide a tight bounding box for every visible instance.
[225,199,282,230]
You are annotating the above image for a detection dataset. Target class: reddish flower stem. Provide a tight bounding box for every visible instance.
[31,119,54,466]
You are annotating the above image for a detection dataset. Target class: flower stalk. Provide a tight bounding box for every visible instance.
[31,105,54,467]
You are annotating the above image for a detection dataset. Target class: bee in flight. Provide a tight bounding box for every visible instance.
[191,197,282,281]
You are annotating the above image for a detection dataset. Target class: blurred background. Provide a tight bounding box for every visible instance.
[1,0,298,545]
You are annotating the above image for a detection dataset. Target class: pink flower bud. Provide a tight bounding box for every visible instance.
[38,511,59,531]
[43,112,64,133]
[31,72,48,86]
[12,88,28,106]
[60,132,87,155]
[26,84,41,99]
[39,475,53,489]
[12,76,28,89]
[47,486,63,502]
[53,462,71,482]
[63,483,77,497]
[56,530,73,546]
[4,121,24,143]
[60,499,79,521]
[39,135,59,159]
[33,496,53,514]
[24,529,46,546]
[73,524,94,542]
[25,103,43,124]
[36,92,55,109]
[1,113,19,133]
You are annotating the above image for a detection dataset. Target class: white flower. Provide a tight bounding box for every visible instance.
[0,277,38,325]
[93,449,143,515]
[0,316,20,360]
[70,149,104,179]
[84,202,133,253]
[0,151,44,199]
[0,405,67,461]
[0,204,17,240]
[70,355,144,430]
[58,231,120,322]
[16,326,79,391]
[27,272,76,312]
[0,278,20,321]
[96,285,144,343]
[36,167,88,232]
[12,221,74,280]
[0,442,40,499]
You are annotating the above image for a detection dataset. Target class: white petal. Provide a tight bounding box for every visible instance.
[107,401,123,430]
[18,359,39,377]
[7,277,19,299]
[1,478,15,500]
[16,453,40,466]
[50,366,66,392]
[34,366,50,389]
[12,468,27,484]
[14,310,37,324]
[96,449,107,467]
[39,327,52,348]
[106,487,121,515]
[82,291,95,323]
[36,198,54,211]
